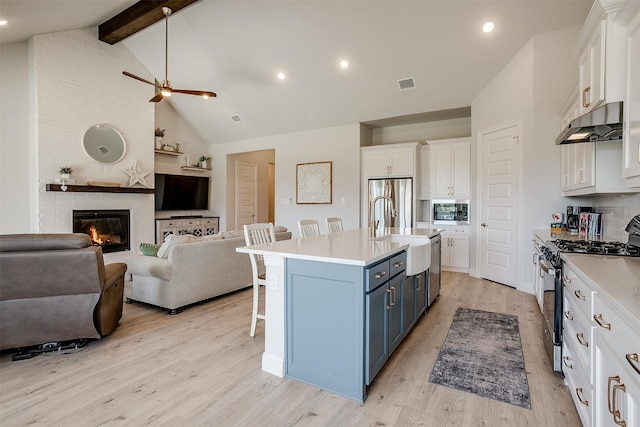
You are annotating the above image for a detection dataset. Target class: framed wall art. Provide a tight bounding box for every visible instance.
[296,161,332,204]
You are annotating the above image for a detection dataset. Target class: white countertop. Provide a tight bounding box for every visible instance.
[237,227,441,267]
[561,254,640,325]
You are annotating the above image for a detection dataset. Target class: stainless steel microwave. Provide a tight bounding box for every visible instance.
[432,199,470,225]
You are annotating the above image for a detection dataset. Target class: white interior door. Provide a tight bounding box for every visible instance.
[480,123,520,287]
[235,161,257,230]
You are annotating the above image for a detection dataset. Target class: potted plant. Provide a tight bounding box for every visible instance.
[199,156,211,169]
[58,166,73,180]
[155,128,166,149]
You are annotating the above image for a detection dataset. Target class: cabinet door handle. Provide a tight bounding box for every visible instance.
[582,86,591,108]
[612,383,627,426]
[393,262,403,268]
[574,289,585,300]
[626,353,640,375]
[390,286,396,306]
[563,275,572,284]
[576,333,588,347]
[375,271,387,279]
[416,275,421,291]
[563,356,573,369]
[608,375,619,415]
[575,387,589,406]
[594,313,611,330]
[386,289,392,309]
[564,311,574,321]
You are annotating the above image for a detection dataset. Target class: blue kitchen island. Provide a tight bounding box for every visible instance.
[237,227,440,402]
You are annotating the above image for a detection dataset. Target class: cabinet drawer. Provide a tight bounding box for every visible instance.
[563,310,593,384]
[593,294,640,386]
[562,266,593,319]
[564,352,594,427]
[366,259,390,292]
[389,252,406,277]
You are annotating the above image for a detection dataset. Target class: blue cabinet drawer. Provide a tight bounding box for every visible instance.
[366,259,390,292]
[389,251,406,277]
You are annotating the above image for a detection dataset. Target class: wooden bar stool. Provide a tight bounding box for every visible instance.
[243,222,276,337]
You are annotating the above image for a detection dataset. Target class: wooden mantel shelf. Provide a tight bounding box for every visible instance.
[45,184,154,194]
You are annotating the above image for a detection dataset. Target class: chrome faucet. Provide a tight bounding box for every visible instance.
[369,195,396,238]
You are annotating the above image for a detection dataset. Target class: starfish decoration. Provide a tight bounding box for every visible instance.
[123,160,150,187]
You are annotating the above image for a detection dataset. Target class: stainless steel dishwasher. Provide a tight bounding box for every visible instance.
[428,234,441,306]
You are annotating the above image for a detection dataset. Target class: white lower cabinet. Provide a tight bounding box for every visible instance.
[562,263,596,426]
[593,293,640,427]
[563,260,640,427]
[441,226,469,271]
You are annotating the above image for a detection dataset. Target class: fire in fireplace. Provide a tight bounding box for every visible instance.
[72,210,130,253]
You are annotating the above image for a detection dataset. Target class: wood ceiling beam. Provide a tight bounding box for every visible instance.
[98,0,200,45]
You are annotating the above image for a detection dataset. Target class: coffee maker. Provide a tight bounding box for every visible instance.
[566,206,593,233]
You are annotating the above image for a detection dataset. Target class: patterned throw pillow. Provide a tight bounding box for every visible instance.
[139,242,161,256]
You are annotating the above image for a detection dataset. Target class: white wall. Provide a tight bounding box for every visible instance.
[1,42,32,233]
[210,124,361,237]
[0,28,157,262]
[471,26,581,292]
[371,117,471,145]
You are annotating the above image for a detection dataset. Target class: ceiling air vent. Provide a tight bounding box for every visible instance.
[230,114,243,122]
[397,77,415,91]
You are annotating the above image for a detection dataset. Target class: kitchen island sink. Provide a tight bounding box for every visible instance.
[374,234,431,275]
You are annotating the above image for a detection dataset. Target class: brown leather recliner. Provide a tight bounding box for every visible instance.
[0,233,127,351]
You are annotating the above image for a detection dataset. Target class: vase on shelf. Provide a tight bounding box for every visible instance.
[200,160,209,169]
[155,136,163,149]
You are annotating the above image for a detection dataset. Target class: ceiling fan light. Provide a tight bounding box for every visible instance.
[161,89,171,97]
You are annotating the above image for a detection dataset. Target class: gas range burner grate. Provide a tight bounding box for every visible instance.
[551,239,640,257]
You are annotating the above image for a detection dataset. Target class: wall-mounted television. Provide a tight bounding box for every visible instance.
[155,174,209,211]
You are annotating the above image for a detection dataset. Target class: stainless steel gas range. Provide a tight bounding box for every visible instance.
[539,214,640,372]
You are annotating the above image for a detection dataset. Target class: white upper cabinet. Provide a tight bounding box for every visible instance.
[428,138,470,199]
[419,145,430,200]
[362,143,417,178]
[621,1,640,186]
[578,21,605,114]
[574,1,627,115]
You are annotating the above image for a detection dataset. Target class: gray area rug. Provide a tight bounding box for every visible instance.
[428,307,531,409]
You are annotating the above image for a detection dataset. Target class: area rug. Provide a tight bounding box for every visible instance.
[428,307,531,409]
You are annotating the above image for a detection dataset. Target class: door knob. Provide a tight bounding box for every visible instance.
[481,223,488,227]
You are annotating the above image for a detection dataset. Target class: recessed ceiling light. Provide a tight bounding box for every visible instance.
[277,71,286,80]
[0,20,8,26]
[483,22,494,33]
[340,59,349,69]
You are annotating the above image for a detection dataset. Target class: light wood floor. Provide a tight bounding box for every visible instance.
[0,272,580,427]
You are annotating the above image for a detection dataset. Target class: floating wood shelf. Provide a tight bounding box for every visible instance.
[45,184,154,194]
[154,149,183,156]
[181,166,210,171]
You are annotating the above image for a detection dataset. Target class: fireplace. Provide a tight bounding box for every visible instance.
[73,210,130,253]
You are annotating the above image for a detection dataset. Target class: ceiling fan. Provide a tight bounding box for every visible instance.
[122,7,216,102]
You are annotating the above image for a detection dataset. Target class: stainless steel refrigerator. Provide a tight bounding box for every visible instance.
[368,178,413,230]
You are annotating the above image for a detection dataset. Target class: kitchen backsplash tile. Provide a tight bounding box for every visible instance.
[593,194,640,242]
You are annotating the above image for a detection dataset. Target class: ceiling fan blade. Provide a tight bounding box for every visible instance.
[149,92,165,103]
[122,71,160,88]
[172,89,217,98]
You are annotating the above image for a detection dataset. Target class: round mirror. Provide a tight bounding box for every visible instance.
[82,124,126,165]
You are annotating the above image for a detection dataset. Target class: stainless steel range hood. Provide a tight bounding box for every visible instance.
[556,101,623,145]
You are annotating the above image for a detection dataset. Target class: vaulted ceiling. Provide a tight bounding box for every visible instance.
[1,0,593,144]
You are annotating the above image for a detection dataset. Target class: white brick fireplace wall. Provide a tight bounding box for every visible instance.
[32,28,156,262]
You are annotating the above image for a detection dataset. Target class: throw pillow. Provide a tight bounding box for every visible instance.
[157,234,194,259]
[139,242,161,256]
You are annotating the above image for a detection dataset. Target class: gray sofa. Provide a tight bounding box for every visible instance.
[125,230,292,313]
[0,233,127,351]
